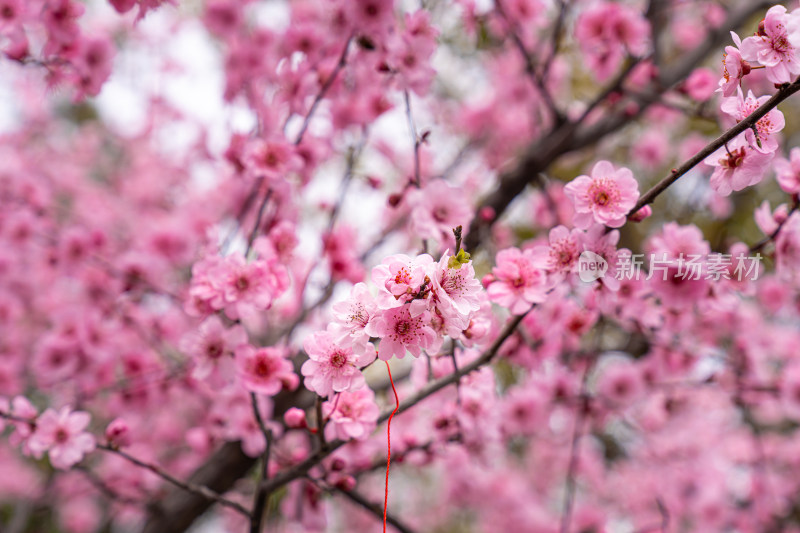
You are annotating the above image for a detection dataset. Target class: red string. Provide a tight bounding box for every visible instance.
[384,361,400,533]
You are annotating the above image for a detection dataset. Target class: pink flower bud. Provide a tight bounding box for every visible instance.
[629,205,652,222]
[284,407,307,429]
[105,418,131,447]
[479,206,495,221]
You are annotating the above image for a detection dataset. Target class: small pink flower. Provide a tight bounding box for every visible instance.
[564,160,639,229]
[703,138,774,196]
[598,363,644,405]
[529,225,583,276]
[181,316,246,385]
[28,407,96,470]
[331,282,377,343]
[365,306,437,361]
[774,147,800,194]
[486,247,550,314]
[720,88,784,154]
[431,252,483,317]
[718,32,751,97]
[682,67,716,102]
[409,181,473,244]
[301,326,375,397]
[371,253,433,309]
[323,389,379,441]
[236,346,298,396]
[741,6,800,85]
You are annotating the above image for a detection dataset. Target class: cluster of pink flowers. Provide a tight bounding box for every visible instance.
[186,239,289,320]
[300,249,488,440]
[574,2,650,81]
[706,7,800,196]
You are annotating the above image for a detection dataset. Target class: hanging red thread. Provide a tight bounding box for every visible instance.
[384,360,400,533]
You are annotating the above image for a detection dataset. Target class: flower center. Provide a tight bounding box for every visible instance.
[720,147,746,169]
[330,350,347,368]
[206,342,224,359]
[55,428,70,444]
[236,275,250,291]
[395,320,411,336]
[254,358,273,377]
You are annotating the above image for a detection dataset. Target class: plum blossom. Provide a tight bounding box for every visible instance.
[703,138,774,196]
[530,225,583,276]
[486,247,550,313]
[331,282,377,343]
[365,305,436,360]
[28,407,95,470]
[235,346,298,396]
[774,147,800,194]
[720,88,785,154]
[409,181,473,243]
[430,251,482,317]
[718,32,751,97]
[301,326,376,397]
[181,316,246,385]
[322,389,379,441]
[371,253,433,310]
[741,5,800,85]
[564,161,639,229]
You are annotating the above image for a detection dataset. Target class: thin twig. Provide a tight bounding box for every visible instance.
[96,444,250,517]
[294,37,353,146]
[404,90,422,188]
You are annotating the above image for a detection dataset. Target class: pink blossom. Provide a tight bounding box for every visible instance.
[28,407,95,470]
[598,362,644,406]
[774,147,800,194]
[301,326,375,397]
[703,138,774,196]
[682,67,716,102]
[486,247,550,314]
[323,225,366,284]
[331,282,377,343]
[323,388,379,441]
[430,251,482,317]
[409,180,473,244]
[181,316,246,385]
[529,225,583,276]
[236,346,298,396]
[564,160,639,229]
[718,32,751,97]
[371,253,433,309]
[720,88,784,154]
[741,6,800,85]
[365,305,436,360]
